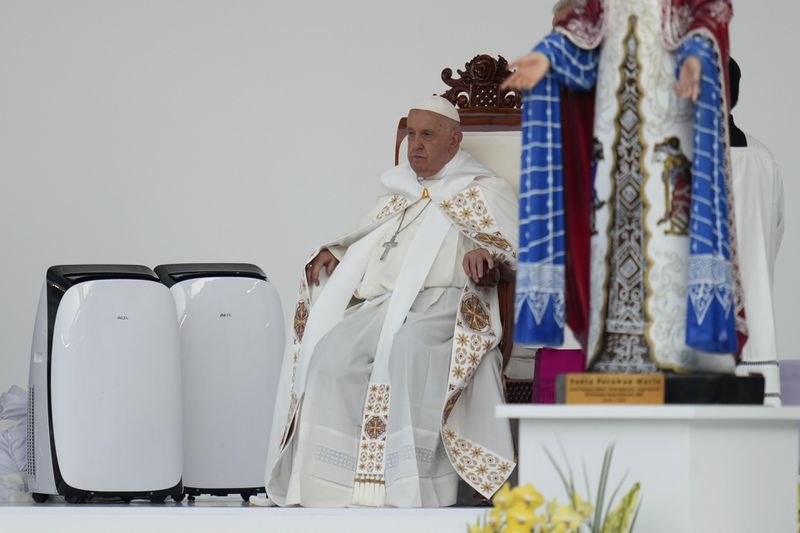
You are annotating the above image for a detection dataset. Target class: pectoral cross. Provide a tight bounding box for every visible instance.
[380,234,398,261]
[377,197,431,261]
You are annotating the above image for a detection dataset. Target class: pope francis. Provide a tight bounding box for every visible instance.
[259,96,518,508]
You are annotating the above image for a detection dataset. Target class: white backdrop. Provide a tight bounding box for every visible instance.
[0,0,797,393]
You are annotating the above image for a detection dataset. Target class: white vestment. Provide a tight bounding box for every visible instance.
[329,178,476,301]
[266,149,518,507]
[731,134,784,405]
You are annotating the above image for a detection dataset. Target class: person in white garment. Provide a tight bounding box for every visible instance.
[728,58,784,405]
[254,96,518,508]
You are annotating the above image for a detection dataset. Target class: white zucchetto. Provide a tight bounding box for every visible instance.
[409,95,460,123]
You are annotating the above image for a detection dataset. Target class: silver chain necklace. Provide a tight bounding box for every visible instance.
[379,199,433,261]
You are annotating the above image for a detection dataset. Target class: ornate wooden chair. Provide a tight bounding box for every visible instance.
[395,55,536,402]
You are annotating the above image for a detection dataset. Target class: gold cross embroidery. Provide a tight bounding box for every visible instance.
[461,295,490,331]
[364,416,386,440]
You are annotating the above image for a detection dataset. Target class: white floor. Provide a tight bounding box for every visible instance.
[0,496,487,533]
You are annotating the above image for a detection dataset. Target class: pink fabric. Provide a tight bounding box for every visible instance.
[532,349,587,403]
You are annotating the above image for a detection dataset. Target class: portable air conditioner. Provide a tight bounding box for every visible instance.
[27,265,183,503]
[154,263,285,501]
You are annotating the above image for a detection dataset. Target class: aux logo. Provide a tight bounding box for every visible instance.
[116,315,129,321]
[219,313,232,318]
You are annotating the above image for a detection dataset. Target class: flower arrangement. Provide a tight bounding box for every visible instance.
[468,445,640,533]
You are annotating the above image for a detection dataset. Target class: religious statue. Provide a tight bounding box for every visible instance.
[503,0,746,374]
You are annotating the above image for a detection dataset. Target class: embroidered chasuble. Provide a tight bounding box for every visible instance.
[266,149,518,507]
[515,0,748,374]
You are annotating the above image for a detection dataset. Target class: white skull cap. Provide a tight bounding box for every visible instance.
[410,95,460,123]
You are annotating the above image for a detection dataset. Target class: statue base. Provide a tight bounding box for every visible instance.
[663,372,764,404]
[555,372,765,405]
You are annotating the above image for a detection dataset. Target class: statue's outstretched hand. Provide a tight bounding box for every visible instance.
[306,249,339,286]
[500,52,551,91]
[463,249,500,287]
[674,56,701,102]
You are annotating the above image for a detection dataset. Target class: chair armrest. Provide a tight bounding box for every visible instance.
[496,264,516,368]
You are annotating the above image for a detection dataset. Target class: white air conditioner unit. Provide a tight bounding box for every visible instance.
[27,265,183,503]
[155,263,285,501]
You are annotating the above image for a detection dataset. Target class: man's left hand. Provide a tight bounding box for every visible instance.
[462,249,500,287]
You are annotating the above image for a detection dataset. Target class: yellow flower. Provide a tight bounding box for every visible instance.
[601,483,640,533]
[492,483,517,511]
[502,524,532,533]
[512,484,545,511]
[486,507,503,530]
[489,505,504,524]
[546,498,559,518]
[551,504,584,531]
[468,524,491,533]
[571,493,593,519]
[505,502,538,531]
[469,508,501,533]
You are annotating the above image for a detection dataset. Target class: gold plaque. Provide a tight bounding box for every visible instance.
[563,373,665,404]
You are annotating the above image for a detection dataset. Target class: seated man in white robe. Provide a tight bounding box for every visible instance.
[260,96,518,508]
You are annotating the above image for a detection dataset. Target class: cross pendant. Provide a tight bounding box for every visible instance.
[380,235,398,261]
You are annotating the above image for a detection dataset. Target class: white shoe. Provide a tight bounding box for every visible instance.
[248,495,275,507]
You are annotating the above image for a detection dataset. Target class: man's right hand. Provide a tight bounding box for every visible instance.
[500,52,551,91]
[463,248,500,287]
[306,249,339,286]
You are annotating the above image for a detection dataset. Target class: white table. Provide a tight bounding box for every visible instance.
[496,405,800,533]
